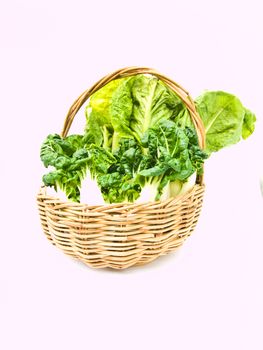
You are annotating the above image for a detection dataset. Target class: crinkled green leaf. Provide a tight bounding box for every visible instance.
[41,134,115,202]
[40,134,83,168]
[137,120,207,200]
[195,91,256,154]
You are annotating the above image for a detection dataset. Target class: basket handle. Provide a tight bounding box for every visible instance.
[61,66,205,184]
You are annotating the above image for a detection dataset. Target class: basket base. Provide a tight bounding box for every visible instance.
[37,184,205,269]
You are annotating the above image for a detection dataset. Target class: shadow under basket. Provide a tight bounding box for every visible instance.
[36,67,206,270]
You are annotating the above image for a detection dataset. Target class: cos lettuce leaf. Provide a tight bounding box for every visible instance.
[84,78,126,148]
[128,75,184,138]
[195,91,256,154]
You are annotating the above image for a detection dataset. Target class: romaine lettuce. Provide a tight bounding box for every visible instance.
[195,91,256,154]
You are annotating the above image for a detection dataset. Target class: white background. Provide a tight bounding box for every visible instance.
[1,0,263,349]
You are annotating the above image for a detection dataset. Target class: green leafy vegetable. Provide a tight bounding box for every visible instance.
[195,91,256,154]
[41,134,115,202]
[137,120,207,201]
[94,120,207,203]
[84,74,187,150]
[40,74,256,204]
[127,75,184,139]
[84,77,133,150]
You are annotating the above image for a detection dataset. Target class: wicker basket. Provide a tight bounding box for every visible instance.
[37,67,206,269]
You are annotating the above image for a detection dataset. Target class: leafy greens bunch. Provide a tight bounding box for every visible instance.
[40,74,256,204]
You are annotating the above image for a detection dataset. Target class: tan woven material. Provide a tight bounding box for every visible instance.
[37,67,206,269]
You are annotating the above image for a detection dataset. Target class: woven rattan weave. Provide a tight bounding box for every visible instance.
[37,67,205,269]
